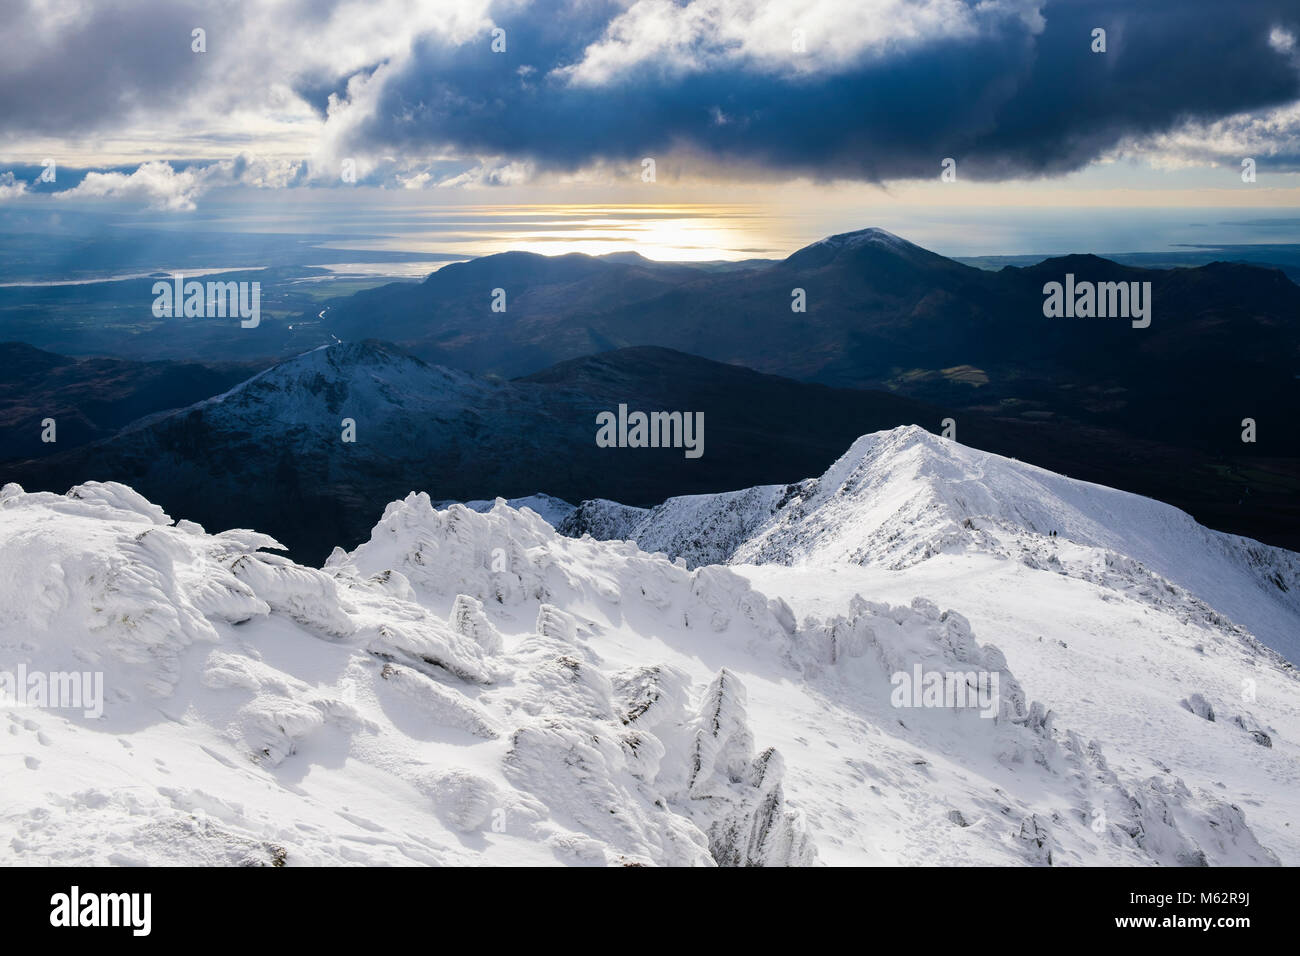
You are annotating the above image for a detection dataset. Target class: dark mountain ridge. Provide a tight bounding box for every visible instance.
[294,228,1299,460]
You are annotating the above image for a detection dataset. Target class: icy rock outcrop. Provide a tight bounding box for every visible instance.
[613,664,692,729]
[227,552,356,639]
[451,594,503,654]
[1182,693,1216,722]
[683,670,816,866]
[1018,815,1053,866]
[0,483,253,698]
[502,716,715,866]
[1232,713,1273,748]
[557,499,649,542]
[1058,733,1280,867]
[378,662,500,739]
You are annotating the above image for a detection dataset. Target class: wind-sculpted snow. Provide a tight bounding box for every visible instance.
[442,493,577,529]
[0,482,817,864]
[1,434,1295,865]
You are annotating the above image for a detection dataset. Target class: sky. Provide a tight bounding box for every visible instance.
[4,0,1300,259]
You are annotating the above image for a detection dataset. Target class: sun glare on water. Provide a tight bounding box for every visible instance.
[303,203,790,263]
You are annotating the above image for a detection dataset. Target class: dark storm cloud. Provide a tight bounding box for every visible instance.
[3,0,1300,182]
[347,0,1300,180]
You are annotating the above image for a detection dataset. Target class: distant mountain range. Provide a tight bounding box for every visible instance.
[301,228,1300,454]
[291,226,1299,548]
[6,228,1297,462]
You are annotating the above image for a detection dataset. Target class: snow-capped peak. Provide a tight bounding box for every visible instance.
[781,228,953,272]
[569,425,1300,664]
[814,227,915,250]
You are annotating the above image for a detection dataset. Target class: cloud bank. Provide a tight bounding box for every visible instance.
[2,0,1300,195]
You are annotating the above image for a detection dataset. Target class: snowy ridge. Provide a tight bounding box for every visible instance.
[557,498,650,542]
[1,472,1290,866]
[559,486,794,568]
[438,493,577,529]
[581,426,1300,664]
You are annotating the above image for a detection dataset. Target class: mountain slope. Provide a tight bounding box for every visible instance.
[0,342,256,461]
[2,457,1294,865]
[563,426,1300,665]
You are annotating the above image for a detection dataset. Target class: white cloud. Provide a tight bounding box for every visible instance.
[436,160,536,188]
[1,0,492,168]
[558,0,1032,85]
[1107,102,1300,171]
[56,163,209,210]
[0,171,28,201]
[1269,26,1296,55]
[54,155,304,210]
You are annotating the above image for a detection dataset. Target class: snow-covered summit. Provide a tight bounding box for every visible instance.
[577,425,1300,664]
[201,340,485,416]
[811,227,916,251]
[782,227,962,271]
